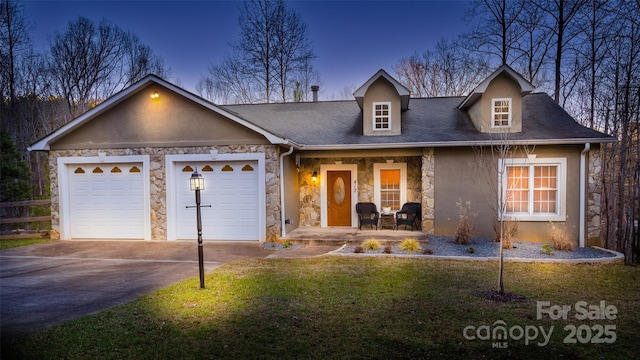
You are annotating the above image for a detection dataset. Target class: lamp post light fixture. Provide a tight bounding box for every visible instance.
[189,169,206,289]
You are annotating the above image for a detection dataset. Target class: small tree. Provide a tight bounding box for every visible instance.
[0,130,32,202]
[474,135,533,295]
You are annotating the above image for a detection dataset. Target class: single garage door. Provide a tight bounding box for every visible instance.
[175,161,259,240]
[67,163,145,239]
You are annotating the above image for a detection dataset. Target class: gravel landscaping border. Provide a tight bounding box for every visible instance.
[329,235,624,263]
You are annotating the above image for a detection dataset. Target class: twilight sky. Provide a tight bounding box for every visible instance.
[24,0,473,100]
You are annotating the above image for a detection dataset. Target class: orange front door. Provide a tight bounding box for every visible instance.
[327,170,351,226]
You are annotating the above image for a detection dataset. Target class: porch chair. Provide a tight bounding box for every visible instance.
[356,202,380,230]
[395,202,422,231]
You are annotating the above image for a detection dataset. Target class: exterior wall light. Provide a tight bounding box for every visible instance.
[312,171,318,183]
[150,91,160,99]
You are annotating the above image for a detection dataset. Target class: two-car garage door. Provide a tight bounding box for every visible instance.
[64,159,261,241]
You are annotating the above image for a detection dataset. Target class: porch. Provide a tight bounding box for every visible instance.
[283,227,427,246]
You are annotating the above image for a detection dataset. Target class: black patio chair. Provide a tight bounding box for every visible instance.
[396,202,422,231]
[356,202,379,230]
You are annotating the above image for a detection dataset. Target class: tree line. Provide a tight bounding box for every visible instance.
[1,0,637,261]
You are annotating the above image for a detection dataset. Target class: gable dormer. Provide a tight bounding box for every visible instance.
[354,69,410,136]
[458,65,534,134]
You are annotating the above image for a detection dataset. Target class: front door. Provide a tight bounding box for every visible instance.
[327,170,351,226]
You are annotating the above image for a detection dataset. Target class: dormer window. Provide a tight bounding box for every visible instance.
[492,98,512,128]
[373,102,391,130]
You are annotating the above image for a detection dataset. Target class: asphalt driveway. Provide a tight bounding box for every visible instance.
[0,240,273,339]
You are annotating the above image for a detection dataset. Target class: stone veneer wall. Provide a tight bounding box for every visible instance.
[587,148,603,246]
[48,145,281,241]
[298,156,422,228]
[421,148,435,233]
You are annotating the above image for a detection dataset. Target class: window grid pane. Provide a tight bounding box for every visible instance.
[374,103,390,129]
[380,169,400,210]
[506,164,559,216]
[506,166,529,213]
[533,166,557,214]
[493,99,511,127]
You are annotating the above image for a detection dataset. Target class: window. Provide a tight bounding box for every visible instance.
[380,169,401,210]
[373,162,407,212]
[500,158,566,221]
[492,98,511,128]
[373,102,391,130]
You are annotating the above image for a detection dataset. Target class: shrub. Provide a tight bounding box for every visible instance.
[454,200,474,244]
[467,247,475,254]
[423,249,434,255]
[540,244,554,256]
[493,218,518,249]
[361,238,381,251]
[282,240,293,249]
[399,238,421,253]
[383,246,392,254]
[550,222,575,251]
[354,246,364,253]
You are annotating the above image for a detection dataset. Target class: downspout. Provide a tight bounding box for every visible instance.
[280,144,294,238]
[579,143,590,248]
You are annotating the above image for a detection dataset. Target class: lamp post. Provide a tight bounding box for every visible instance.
[189,169,206,289]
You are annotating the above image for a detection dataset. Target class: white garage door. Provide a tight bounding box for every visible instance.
[67,163,145,239]
[175,161,259,240]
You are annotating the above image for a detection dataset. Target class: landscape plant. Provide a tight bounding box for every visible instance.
[550,221,575,251]
[454,200,474,245]
[493,218,519,249]
[398,238,421,253]
[540,244,554,256]
[361,238,381,251]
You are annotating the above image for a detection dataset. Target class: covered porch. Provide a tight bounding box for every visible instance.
[283,227,427,246]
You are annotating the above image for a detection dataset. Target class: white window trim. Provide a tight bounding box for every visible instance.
[491,98,512,128]
[372,101,392,131]
[498,157,567,222]
[373,162,407,213]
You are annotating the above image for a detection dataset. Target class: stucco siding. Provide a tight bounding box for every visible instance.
[362,78,402,136]
[51,84,270,150]
[434,145,583,245]
[468,73,523,133]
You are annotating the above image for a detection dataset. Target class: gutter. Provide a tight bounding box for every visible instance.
[579,143,590,247]
[295,138,616,151]
[279,144,294,239]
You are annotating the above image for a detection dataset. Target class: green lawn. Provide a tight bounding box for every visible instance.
[0,237,52,250]
[3,257,639,359]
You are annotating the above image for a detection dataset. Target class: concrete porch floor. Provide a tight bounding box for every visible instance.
[283,227,428,246]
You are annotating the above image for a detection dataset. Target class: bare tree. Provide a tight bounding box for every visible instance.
[510,0,554,87]
[533,0,588,104]
[394,38,491,97]
[463,0,526,65]
[49,17,170,118]
[473,138,533,295]
[197,53,257,104]
[122,31,171,86]
[200,0,316,103]
[0,0,30,108]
